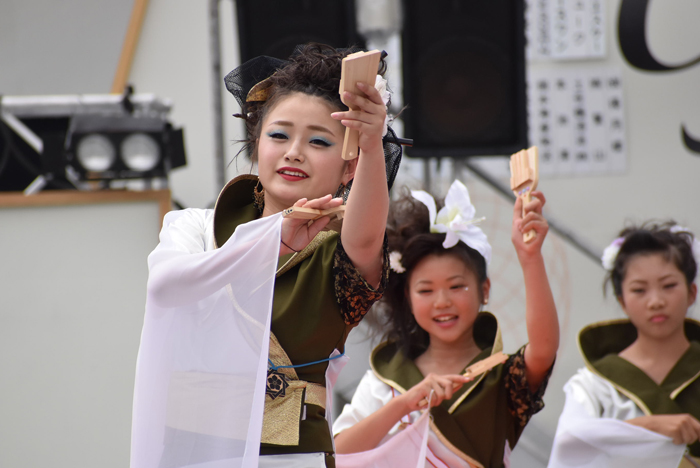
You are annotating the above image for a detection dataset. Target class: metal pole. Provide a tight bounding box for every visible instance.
[457,158,603,265]
[422,158,431,191]
[209,0,226,190]
[111,0,150,94]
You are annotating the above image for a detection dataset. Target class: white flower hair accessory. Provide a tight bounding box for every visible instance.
[670,225,700,274]
[374,75,391,137]
[601,237,625,271]
[410,180,492,265]
[601,224,700,273]
[389,251,406,274]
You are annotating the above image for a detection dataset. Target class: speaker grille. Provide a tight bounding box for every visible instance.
[402,0,527,157]
[235,0,363,62]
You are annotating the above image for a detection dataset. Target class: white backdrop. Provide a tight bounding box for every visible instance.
[1,0,699,466]
[0,199,162,468]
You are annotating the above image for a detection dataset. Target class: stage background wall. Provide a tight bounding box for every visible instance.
[1,0,699,466]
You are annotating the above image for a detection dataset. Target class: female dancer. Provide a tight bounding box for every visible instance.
[548,222,700,468]
[130,43,402,468]
[333,180,559,468]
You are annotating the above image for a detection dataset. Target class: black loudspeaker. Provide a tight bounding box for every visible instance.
[235,0,363,62]
[401,0,528,157]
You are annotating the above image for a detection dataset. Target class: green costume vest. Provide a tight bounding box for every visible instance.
[370,312,540,468]
[213,175,360,459]
[579,319,700,457]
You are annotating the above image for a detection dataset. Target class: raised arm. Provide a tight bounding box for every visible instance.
[511,191,559,390]
[331,81,389,288]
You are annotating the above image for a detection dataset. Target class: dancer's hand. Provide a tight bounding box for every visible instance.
[331,81,386,156]
[512,191,549,260]
[280,195,343,255]
[397,373,472,414]
[627,414,700,445]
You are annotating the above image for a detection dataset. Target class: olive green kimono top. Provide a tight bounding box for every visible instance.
[370,312,551,468]
[579,318,700,457]
[214,175,388,460]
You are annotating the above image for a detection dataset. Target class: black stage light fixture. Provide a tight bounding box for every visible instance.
[0,111,71,192]
[401,0,528,158]
[66,115,185,182]
[0,92,186,193]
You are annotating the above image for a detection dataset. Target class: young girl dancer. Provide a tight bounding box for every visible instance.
[333,180,559,468]
[548,222,700,468]
[130,44,403,468]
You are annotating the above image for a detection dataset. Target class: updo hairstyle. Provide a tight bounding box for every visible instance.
[235,43,388,162]
[605,221,698,299]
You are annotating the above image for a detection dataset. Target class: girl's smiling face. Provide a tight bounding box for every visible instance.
[408,254,489,347]
[619,253,697,340]
[256,92,356,213]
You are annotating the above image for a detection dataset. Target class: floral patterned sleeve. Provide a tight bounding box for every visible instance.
[333,235,389,325]
[503,345,553,427]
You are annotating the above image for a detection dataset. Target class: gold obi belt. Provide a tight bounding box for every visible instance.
[262,333,327,446]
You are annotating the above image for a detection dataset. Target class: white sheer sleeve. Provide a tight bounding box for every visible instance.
[131,210,283,468]
[333,370,432,468]
[333,370,396,437]
[146,209,273,308]
[333,371,475,468]
[547,368,686,468]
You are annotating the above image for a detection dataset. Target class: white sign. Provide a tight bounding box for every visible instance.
[527,68,626,176]
[526,0,606,61]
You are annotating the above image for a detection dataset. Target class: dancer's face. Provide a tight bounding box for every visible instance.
[619,253,697,340]
[408,254,489,347]
[256,92,356,213]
